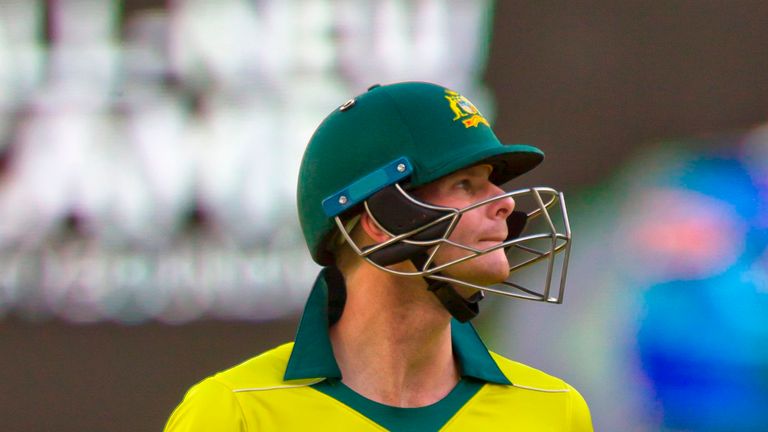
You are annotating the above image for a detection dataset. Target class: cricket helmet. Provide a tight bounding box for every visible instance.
[297,82,571,320]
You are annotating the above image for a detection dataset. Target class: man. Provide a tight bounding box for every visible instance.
[165,82,592,431]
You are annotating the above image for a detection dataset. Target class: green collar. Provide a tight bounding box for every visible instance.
[284,268,511,385]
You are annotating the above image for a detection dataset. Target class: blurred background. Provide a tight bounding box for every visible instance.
[0,1,766,431]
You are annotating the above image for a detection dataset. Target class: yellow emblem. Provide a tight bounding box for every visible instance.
[444,89,490,128]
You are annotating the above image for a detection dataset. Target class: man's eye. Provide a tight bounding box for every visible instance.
[455,179,473,191]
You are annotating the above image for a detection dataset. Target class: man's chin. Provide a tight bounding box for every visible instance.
[445,265,510,289]
[468,273,509,287]
[435,252,510,289]
[450,271,508,300]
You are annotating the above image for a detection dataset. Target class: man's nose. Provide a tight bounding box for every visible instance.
[489,185,515,219]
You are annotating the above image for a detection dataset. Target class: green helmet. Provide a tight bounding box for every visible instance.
[297,81,544,266]
[296,82,571,320]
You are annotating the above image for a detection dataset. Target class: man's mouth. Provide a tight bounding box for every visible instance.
[478,236,507,244]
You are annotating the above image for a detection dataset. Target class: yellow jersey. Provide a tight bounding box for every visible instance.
[165,269,592,431]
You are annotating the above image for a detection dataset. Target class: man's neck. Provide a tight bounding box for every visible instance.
[328,265,460,408]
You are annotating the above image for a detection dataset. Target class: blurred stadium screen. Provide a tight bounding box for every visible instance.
[3,2,768,431]
[0,0,496,323]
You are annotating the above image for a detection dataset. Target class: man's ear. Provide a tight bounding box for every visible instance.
[359,210,391,243]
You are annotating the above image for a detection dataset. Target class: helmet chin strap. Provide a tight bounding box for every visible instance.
[410,252,484,323]
[361,186,482,321]
[419,210,526,321]
[360,184,533,322]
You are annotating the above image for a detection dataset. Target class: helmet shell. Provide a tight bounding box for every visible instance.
[297,82,544,265]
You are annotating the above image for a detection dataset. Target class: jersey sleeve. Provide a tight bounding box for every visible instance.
[164,377,246,432]
[567,383,593,432]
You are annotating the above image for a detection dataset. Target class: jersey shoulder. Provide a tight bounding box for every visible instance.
[164,342,320,432]
[486,351,593,431]
[209,342,320,391]
[488,350,572,392]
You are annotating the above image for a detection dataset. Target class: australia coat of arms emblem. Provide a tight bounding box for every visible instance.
[444,89,490,128]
